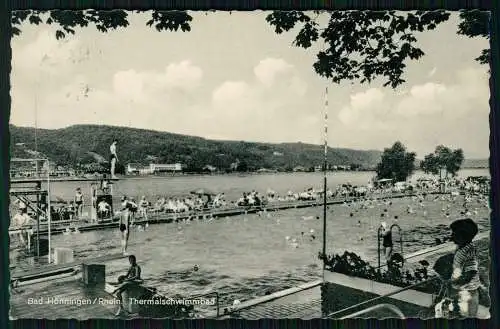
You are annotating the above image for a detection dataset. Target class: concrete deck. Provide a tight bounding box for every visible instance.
[213,281,322,319]
[9,274,128,319]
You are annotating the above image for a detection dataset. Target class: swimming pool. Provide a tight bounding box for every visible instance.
[10,194,491,310]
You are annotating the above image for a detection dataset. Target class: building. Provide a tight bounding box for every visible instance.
[127,163,142,175]
[230,160,240,171]
[203,165,217,172]
[293,166,306,172]
[150,163,183,173]
[127,162,184,175]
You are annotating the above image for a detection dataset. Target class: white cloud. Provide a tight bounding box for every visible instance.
[333,67,489,156]
[112,61,203,102]
[253,58,294,87]
[338,88,389,129]
[205,59,311,142]
[396,68,488,118]
[162,60,203,90]
[395,82,447,117]
[12,29,82,76]
[9,12,490,159]
[212,81,252,104]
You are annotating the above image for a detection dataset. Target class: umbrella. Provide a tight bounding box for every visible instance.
[190,188,217,196]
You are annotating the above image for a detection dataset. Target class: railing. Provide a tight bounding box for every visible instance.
[377,223,404,270]
[190,291,220,317]
[339,303,405,319]
[326,276,441,318]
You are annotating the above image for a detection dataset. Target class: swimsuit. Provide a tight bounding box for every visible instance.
[383,231,393,248]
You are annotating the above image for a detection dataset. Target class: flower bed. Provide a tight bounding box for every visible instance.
[319,236,490,307]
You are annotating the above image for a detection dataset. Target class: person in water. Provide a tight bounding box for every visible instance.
[120,196,132,255]
[381,221,393,262]
[74,187,84,219]
[110,140,119,179]
[113,254,142,316]
[139,196,149,221]
[447,218,481,317]
[128,197,138,225]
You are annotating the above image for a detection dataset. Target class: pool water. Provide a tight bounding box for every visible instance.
[10,194,490,311]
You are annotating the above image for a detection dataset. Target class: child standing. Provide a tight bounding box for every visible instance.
[448,218,481,317]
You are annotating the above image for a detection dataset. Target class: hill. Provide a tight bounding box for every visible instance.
[9,124,383,171]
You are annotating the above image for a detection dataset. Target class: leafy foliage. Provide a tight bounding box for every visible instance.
[318,251,437,292]
[267,10,451,88]
[375,141,416,181]
[420,145,465,178]
[457,10,490,65]
[267,10,489,88]
[11,10,192,39]
[12,9,489,89]
[319,236,491,308]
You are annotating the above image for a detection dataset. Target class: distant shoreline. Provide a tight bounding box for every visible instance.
[104,167,491,179]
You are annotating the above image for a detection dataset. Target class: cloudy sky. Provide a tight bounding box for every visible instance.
[10,11,490,158]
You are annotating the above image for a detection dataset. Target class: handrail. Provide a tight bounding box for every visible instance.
[190,291,220,317]
[339,303,405,319]
[377,223,404,270]
[326,276,440,318]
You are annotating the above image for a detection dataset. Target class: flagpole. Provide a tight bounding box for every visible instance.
[322,86,328,273]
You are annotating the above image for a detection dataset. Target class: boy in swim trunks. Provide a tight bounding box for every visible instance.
[113,254,142,316]
[74,187,84,219]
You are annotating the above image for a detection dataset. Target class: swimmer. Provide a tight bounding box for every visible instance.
[119,196,132,255]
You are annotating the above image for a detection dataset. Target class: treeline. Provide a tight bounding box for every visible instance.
[10,124,382,172]
[376,141,468,181]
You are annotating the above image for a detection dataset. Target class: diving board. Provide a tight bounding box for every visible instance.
[11,253,127,281]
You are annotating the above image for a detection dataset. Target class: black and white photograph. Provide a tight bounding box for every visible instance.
[8,10,491,319]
